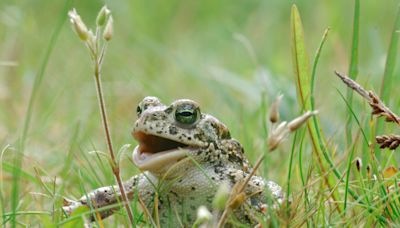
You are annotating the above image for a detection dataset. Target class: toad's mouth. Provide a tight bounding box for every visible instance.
[132,131,195,172]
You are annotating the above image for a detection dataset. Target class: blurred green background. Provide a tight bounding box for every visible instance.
[1,0,399,225]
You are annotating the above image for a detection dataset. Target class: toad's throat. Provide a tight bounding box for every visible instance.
[133,131,189,154]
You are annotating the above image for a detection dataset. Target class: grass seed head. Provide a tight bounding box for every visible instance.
[96,6,110,26]
[376,135,400,150]
[354,157,362,172]
[68,9,89,41]
[268,121,287,151]
[288,110,318,132]
[269,94,283,123]
[103,15,113,41]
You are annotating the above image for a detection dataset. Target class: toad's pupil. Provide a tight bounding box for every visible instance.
[175,108,197,124]
[180,111,193,116]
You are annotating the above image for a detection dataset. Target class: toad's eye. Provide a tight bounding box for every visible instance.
[136,106,142,116]
[175,104,200,125]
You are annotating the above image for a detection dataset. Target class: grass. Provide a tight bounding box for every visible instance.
[1,0,400,226]
[345,0,360,150]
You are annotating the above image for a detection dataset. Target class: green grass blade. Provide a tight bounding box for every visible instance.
[287,128,307,216]
[291,5,388,223]
[336,89,369,146]
[1,162,39,184]
[0,145,9,227]
[297,130,311,210]
[346,0,360,148]
[54,123,80,224]
[291,4,339,211]
[291,5,311,109]
[286,131,298,213]
[3,211,52,217]
[375,5,400,157]
[11,0,73,227]
[311,28,330,107]
[380,5,400,101]
[344,145,355,211]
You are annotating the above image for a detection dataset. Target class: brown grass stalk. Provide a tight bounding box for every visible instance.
[68,7,135,225]
[93,55,135,225]
[217,154,265,227]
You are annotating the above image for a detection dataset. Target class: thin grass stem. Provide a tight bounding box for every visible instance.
[93,57,135,225]
[346,0,360,149]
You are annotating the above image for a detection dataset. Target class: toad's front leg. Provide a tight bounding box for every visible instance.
[63,175,140,221]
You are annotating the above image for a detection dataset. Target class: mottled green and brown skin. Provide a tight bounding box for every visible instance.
[63,97,283,226]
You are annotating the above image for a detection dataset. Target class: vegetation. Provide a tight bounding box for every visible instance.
[1,0,400,226]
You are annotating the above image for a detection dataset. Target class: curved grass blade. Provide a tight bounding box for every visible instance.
[380,5,400,101]
[291,4,341,213]
[346,0,360,148]
[336,89,369,146]
[337,88,370,213]
[311,27,330,107]
[344,145,355,212]
[291,5,387,223]
[291,5,311,109]
[375,5,400,156]
[11,0,73,227]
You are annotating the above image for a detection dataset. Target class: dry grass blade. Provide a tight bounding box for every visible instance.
[153,193,161,228]
[334,71,400,125]
[138,195,157,227]
[216,154,265,227]
[376,135,400,150]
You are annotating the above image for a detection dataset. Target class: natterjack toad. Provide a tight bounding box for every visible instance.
[63,96,283,226]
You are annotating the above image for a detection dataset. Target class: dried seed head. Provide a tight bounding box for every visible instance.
[68,9,89,41]
[268,121,288,151]
[335,71,400,125]
[268,133,285,151]
[273,121,288,136]
[103,15,113,41]
[354,157,362,172]
[376,135,388,144]
[288,110,318,132]
[269,94,283,123]
[213,182,230,210]
[390,140,400,150]
[376,134,400,150]
[96,6,110,26]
